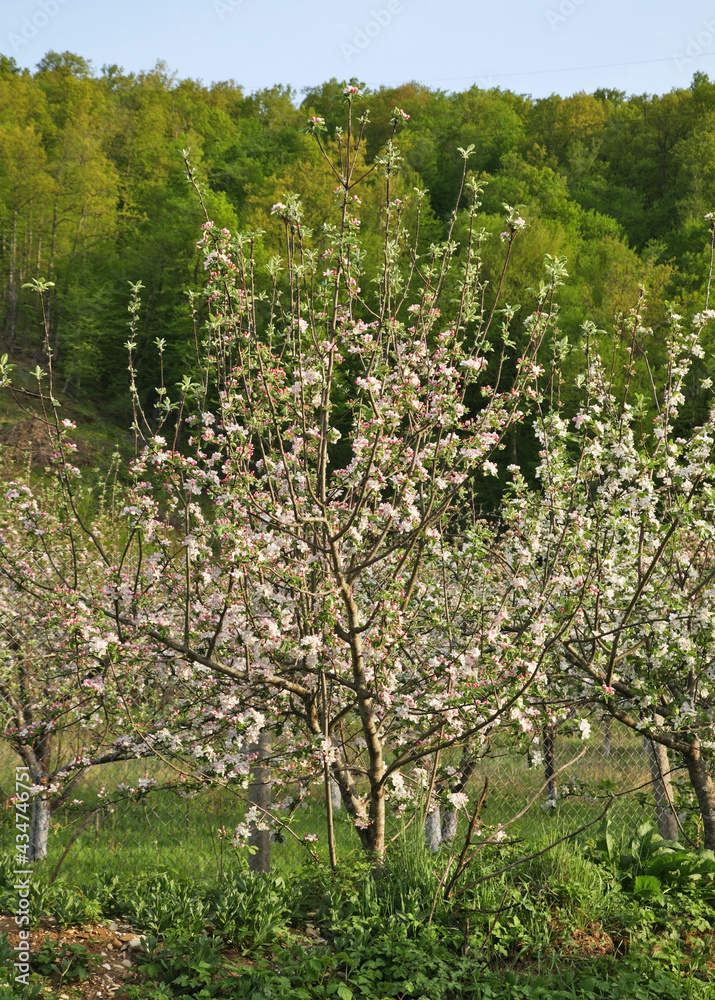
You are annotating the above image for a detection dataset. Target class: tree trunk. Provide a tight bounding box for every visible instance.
[329,760,370,830]
[28,792,51,862]
[365,780,386,855]
[19,735,53,863]
[248,730,271,873]
[329,776,342,811]
[684,738,715,851]
[602,714,612,758]
[644,715,678,841]
[425,754,476,849]
[425,801,442,853]
[349,624,386,856]
[441,809,458,843]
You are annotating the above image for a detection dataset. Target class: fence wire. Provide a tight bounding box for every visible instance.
[0,718,696,882]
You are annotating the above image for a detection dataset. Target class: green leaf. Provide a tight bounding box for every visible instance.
[595,816,616,864]
[633,874,662,899]
[336,985,353,1000]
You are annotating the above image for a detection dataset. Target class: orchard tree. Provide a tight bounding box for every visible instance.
[498,289,715,847]
[0,318,265,864]
[2,93,575,862]
[0,458,273,863]
[115,96,573,857]
[0,472,151,861]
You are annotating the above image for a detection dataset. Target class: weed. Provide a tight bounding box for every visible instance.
[209,871,289,953]
[48,881,102,928]
[116,871,210,936]
[131,933,224,997]
[31,936,97,984]
[0,934,44,999]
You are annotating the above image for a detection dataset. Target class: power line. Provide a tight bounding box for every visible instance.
[369,52,715,91]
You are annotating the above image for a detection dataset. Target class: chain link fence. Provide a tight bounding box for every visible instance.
[0,718,693,883]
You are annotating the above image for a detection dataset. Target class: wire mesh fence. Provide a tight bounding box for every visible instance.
[0,718,691,883]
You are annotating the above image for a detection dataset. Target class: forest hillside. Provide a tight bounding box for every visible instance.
[2,51,715,420]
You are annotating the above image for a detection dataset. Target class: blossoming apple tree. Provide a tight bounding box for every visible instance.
[0,455,272,862]
[118,100,575,856]
[496,297,715,847]
[1,95,576,861]
[0,323,266,864]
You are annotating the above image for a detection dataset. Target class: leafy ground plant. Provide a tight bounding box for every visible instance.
[114,871,210,937]
[592,818,715,900]
[31,935,97,984]
[1,838,714,999]
[208,871,289,953]
[130,933,224,998]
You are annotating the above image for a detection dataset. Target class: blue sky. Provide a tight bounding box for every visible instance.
[2,0,715,98]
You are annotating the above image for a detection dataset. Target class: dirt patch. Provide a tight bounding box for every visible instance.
[562,925,614,957]
[552,922,614,958]
[0,418,88,470]
[1,914,140,998]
